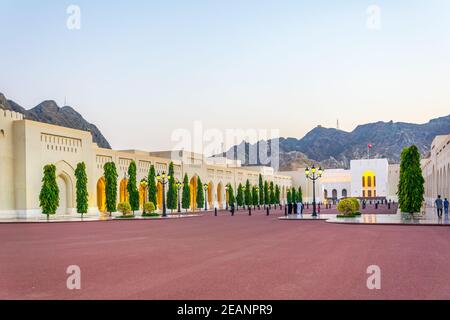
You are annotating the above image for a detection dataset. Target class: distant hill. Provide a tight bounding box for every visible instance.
[0,93,111,149]
[218,115,450,170]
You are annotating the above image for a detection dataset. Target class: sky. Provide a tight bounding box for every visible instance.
[1,0,449,153]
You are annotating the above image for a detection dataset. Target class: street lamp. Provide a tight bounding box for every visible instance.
[156,171,170,217]
[305,165,324,217]
[242,185,246,209]
[176,180,183,213]
[203,183,209,211]
[255,187,259,209]
[226,184,232,210]
[139,178,148,212]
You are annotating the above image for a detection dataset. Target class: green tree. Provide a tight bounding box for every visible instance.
[39,164,59,218]
[258,174,264,205]
[196,176,204,209]
[269,181,276,204]
[244,179,252,207]
[182,173,190,212]
[227,184,235,207]
[236,183,244,207]
[104,162,118,215]
[287,189,292,204]
[291,188,297,203]
[398,145,425,214]
[75,162,89,216]
[298,187,303,203]
[147,165,157,207]
[127,161,139,213]
[252,186,259,206]
[167,162,177,211]
[264,181,269,205]
[275,185,280,204]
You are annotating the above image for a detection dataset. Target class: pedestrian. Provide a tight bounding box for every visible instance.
[444,198,449,216]
[294,202,298,214]
[288,202,292,215]
[318,203,321,214]
[299,202,303,215]
[435,195,443,218]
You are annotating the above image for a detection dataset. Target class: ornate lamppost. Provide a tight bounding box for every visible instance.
[156,171,170,217]
[176,180,183,213]
[305,165,324,217]
[203,183,208,211]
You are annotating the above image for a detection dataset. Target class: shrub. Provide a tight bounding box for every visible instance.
[118,202,132,215]
[337,198,359,216]
[144,202,156,214]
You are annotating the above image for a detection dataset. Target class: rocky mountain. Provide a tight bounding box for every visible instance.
[0,93,111,149]
[218,115,450,170]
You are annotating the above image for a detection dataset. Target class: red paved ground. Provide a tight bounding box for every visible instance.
[1,209,449,300]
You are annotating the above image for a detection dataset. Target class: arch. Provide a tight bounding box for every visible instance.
[156,182,163,209]
[217,182,223,209]
[332,189,338,199]
[342,189,348,198]
[139,183,147,209]
[208,181,214,207]
[97,177,106,212]
[54,161,75,215]
[324,189,328,199]
[119,178,128,203]
[190,176,197,210]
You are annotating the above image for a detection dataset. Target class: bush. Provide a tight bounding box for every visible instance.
[143,202,156,214]
[118,202,132,215]
[337,198,360,216]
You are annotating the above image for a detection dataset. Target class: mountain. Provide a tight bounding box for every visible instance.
[0,93,111,149]
[218,115,450,170]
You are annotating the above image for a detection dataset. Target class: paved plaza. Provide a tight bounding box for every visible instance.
[2,208,450,300]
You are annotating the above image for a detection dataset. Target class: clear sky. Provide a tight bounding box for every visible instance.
[1,0,449,152]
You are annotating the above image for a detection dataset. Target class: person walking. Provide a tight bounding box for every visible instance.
[444,198,449,216]
[435,195,443,218]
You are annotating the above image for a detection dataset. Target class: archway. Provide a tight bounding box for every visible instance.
[342,189,347,198]
[332,189,338,199]
[208,181,214,208]
[362,170,376,198]
[120,178,128,203]
[190,176,197,210]
[157,182,163,209]
[217,182,223,209]
[56,172,73,215]
[324,189,328,199]
[139,183,147,210]
[97,177,106,212]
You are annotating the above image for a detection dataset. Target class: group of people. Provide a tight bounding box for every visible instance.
[287,201,304,215]
[435,195,449,218]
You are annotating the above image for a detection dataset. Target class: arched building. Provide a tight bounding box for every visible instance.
[0,108,292,218]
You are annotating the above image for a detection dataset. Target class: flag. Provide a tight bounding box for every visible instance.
[368,144,373,149]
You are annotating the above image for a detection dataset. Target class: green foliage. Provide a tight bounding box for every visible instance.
[117,202,132,215]
[167,162,177,210]
[287,189,292,204]
[127,161,140,212]
[143,201,156,214]
[227,184,235,206]
[269,182,276,204]
[291,188,297,203]
[259,174,264,205]
[196,176,204,209]
[39,164,59,216]
[75,162,89,215]
[297,187,303,203]
[104,162,118,214]
[398,145,425,213]
[244,180,252,206]
[337,198,360,215]
[264,181,269,205]
[236,183,244,207]
[147,165,157,207]
[182,173,191,211]
[252,185,259,206]
[275,185,280,204]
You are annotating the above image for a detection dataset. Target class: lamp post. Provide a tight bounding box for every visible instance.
[305,165,324,217]
[203,183,208,211]
[176,180,183,213]
[225,184,231,210]
[241,185,246,210]
[139,178,148,213]
[156,171,170,217]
